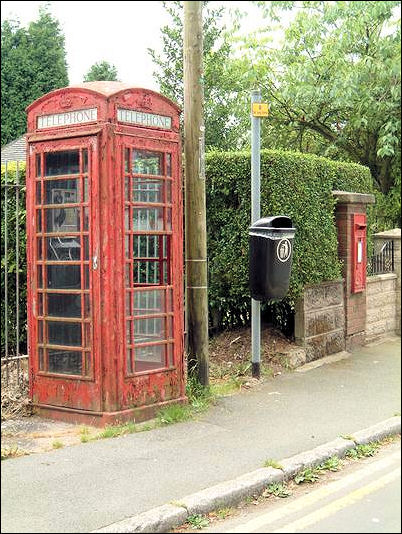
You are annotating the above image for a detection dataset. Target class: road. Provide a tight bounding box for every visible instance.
[198,441,401,534]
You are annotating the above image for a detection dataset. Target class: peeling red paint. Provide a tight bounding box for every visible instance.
[26,83,185,424]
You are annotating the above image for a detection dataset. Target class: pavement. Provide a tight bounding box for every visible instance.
[1,336,401,533]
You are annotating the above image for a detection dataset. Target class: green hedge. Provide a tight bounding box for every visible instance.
[1,150,375,353]
[1,162,27,355]
[206,149,373,330]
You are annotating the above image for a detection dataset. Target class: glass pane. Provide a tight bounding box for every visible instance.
[167,344,174,367]
[36,154,42,177]
[38,321,43,343]
[84,323,91,347]
[125,177,130,201]
[84,294,90,318]
[166,208,172,231]
[166,153,172,177]
[36,182,42,204]
[45,207,80,233]
[166,181,172,203]
[37,238,43,260]
[133,207,163,231]
[84,236,89,260]
[36,210,42,232]
[134,289,165,316]
[48,349,82,375]
[46,265,81,289]
[133,178,164,203]
[83,207,89,231]
[39,348,44,370]
[85,352,91,375]
[134,345,165,372]
[83,177,89,202]
[46,236,81,261]
[134,261,160,284]
[47,321,82,346]
[37,267,43,288]
[82,149,88,173]
[125,293,131,316]
[126,348,133,374]
[134,318,164,344]
[45,150,79,176]
[133,235,167,259]
[44,179,79,205]
[38,293,43,316]
[126,321,132,345]
[133,150,162,175]
[84,265,89,289]
[124,148,130,173]
[47,293,81,318]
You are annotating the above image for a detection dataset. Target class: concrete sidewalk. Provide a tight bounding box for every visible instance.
[1,337,401,533]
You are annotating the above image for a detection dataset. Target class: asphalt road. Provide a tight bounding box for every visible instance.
[199,441,401,534]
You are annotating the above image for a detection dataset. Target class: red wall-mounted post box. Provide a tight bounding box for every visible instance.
[351,213,367,293]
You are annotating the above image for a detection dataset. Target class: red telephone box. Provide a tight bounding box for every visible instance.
[26,82,185,425]
[351,213,367,293]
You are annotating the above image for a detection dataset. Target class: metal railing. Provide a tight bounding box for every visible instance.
[1,160,27,388]
[368,240,395,276]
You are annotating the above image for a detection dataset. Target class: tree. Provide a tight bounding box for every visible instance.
[1,5,69,146]
[148,1,246,150]
[83,60,119,82]
[234,1,401,197]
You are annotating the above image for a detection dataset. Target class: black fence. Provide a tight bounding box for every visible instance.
[368,240,395,276]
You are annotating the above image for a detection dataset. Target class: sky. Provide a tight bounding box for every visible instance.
[1,1,262,90]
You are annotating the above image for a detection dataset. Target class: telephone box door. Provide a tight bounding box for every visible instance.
[28,136,102,411]
[118,136,184,398]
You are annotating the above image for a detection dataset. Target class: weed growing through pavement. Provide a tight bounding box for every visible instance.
[317,456,342,472]
[345,441,381,459]
[294,466,321,484]
[186,514,210,529]
[262,482,292,498]
[52,441,64,449]
[210,508,233,520]
[263,458,283,470]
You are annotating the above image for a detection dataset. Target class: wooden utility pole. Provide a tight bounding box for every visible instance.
[183,1,209,386]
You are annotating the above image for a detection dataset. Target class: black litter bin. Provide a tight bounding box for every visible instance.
[249,216,296,300]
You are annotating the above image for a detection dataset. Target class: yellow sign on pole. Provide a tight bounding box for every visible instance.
[252,102,269,117]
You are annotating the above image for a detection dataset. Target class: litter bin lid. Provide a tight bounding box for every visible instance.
[250,216,295,231]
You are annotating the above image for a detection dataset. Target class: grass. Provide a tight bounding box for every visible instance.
[95,421,136,439]
[1,446,26,460]
[52,440,64,449]
[263,458,283,470]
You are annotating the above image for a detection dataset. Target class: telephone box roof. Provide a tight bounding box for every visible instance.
[26,81,181,112]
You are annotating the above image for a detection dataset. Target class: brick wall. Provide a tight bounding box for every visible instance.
[366,273,398,341]
[295,280,345,362]
[332,191,375,350]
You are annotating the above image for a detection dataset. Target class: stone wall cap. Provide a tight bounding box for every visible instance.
[332,191,375,204]
[373,228,401,239]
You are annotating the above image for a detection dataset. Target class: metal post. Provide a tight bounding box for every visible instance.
[16,161,20,383]
[251,89,261,379]
[4,162,9,383]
